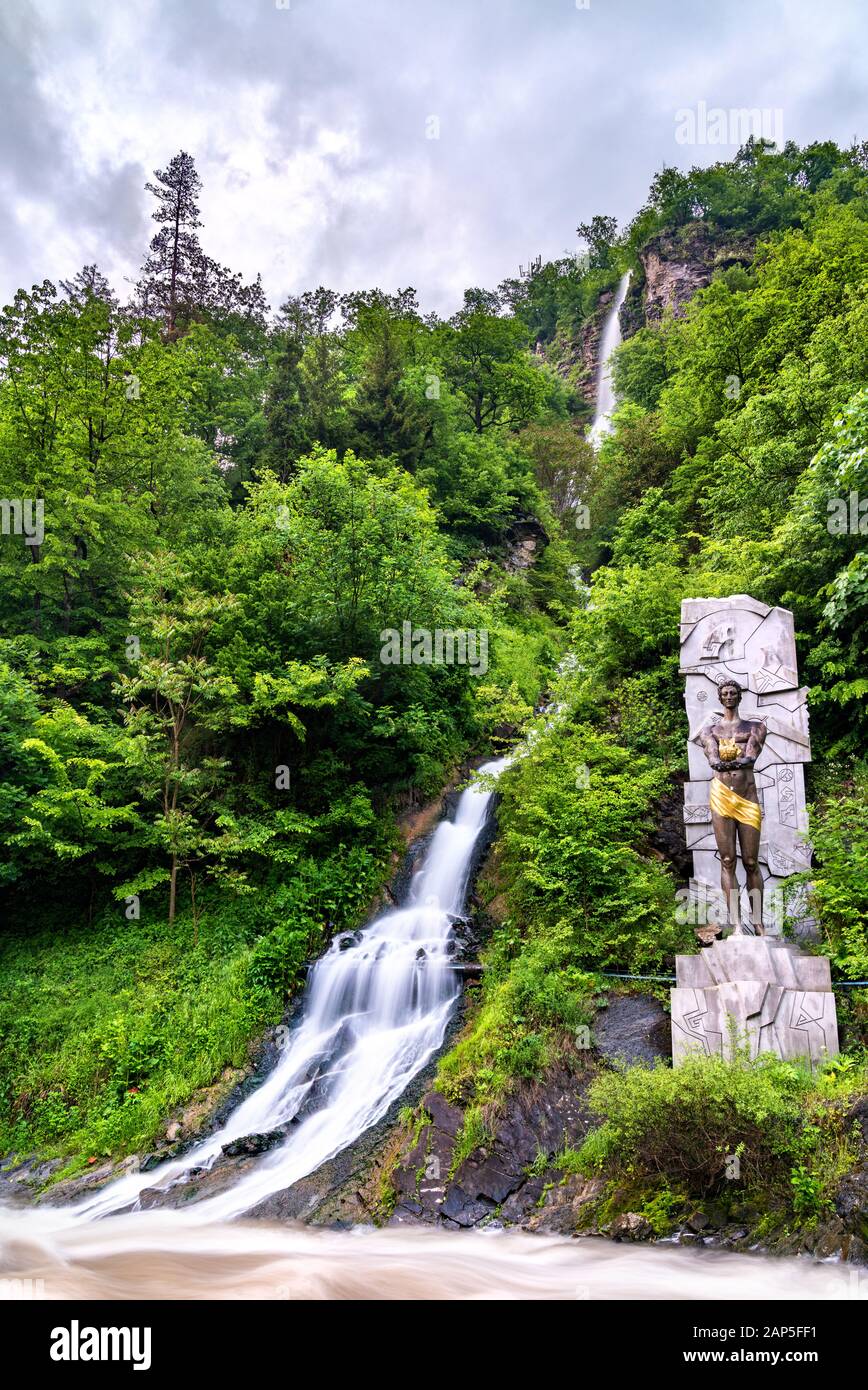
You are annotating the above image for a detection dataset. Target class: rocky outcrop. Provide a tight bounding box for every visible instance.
[637,223,755,325]
[389,1062,596,1229]
[552,290,614,411]
[593,994,670,1068]
[504,515,549,573]
[386,996,670,1231]
[554,221,756,420]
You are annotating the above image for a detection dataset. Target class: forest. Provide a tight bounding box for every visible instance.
[1,139,866,1237]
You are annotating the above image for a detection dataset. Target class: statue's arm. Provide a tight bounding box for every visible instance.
[697,724,723,772]
[738,721,767,768]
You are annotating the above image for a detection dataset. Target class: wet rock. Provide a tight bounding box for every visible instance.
[220,1127,290,1158]
[166,1122,182,1142]
[440,1185,497,1227]
[500,1176,548,1224]
[835,1162,868,1240]
[527,1175,606,1235]
[454,1153,517,1206]
[594,994,671,1067]
[611,1212,654,1242]
[812,1218,847,1260]
[424,1090,464,1138]
[389,1065,594,1229]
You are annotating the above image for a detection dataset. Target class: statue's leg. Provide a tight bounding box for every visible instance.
[711,809,739,931]
[737,820,764,934]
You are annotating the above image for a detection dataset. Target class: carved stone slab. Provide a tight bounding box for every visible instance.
[679,595,813,934]
[671,938,839,1067]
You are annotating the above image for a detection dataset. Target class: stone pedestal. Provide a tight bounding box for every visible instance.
[671,937,839,1067]
[680,595,813,935]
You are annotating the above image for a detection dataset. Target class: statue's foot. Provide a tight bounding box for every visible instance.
[695,924,723,948]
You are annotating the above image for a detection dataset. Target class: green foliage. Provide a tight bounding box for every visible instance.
[575,1052,863,1208]
[803,773,868,978]
[0,153,573,1169]
[495,721,691,972]
[4,137,868,1184]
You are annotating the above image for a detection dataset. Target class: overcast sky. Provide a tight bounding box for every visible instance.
[2,0,866,317]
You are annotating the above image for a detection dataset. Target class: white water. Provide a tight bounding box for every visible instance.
[588,270,631,445]
[69,758,509,1223]
[2,1205,862,1301]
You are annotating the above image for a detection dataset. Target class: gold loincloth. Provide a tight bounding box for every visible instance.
[709,776,762,831]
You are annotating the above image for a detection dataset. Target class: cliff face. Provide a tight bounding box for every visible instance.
[563,221,756,416]
[635,222,755,325]
[550,287,616,412]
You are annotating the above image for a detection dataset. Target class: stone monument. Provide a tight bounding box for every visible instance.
[671,936,839,1066]
[671,595,839,1066]
[679,594,811,934]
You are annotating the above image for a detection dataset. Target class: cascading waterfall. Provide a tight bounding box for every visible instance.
[587,270,631,445]
[72,273,631,1226]
[0,288,851,1301]
[72,757,509,1223]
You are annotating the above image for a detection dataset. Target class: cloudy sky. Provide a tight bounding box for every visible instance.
[2,0,866,317]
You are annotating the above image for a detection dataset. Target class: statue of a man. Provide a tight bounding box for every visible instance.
[697,679,767,935]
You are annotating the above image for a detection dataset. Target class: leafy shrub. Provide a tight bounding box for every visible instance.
[804,773,868,979]
[575,1052,858,1202]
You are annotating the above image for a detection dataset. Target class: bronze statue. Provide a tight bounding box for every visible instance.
[697,679,766,936]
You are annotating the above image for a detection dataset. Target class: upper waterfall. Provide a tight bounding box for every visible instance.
[588,270,631,445]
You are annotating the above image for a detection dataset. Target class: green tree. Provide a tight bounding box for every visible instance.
[115,555,239,925]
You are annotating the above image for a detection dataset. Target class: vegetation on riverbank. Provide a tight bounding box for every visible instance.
[2,139,867,1216]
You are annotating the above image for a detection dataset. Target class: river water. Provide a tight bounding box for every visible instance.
[1,1205,862,1300]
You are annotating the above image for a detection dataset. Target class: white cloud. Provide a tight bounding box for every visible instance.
[1,0,866,317]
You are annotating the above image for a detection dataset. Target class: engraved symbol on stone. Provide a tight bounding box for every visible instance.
[777,763,798,828]
[696,689,708,702]
[701,623,735,661]
[791,994,824,1030]
[753,646,799,693]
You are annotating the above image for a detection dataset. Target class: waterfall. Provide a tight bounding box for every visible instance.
[72,758,509,1222]
[587,270,631,445]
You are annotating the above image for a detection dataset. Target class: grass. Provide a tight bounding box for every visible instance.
[0,894,300,1171]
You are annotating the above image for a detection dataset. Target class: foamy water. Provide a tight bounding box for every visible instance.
[1,1205,861,1301]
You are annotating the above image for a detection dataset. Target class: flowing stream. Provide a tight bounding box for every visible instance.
[67,758,509,1223]
[1,1204,861,1300]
